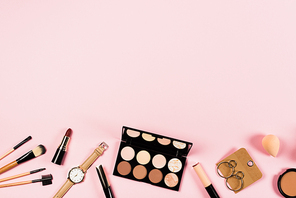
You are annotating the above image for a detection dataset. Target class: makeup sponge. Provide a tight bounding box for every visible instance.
[262,134,280,157]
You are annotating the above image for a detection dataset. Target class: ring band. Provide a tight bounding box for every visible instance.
[217,160,244,192]
[225,171,244,191]
[217,160,236,179]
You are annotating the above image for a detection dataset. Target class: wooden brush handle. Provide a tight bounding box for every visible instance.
[0,161,18,174]
[0,180,31,188]
[0,149,14,160]
[0,172,29,183]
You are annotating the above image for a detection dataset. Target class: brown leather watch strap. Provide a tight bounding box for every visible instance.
[53,179,74,198]
[52,142,108,198]
[80,142,108,172]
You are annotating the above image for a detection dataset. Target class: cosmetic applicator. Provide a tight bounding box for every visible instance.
[193,162,220,198]
[52,128,72,165]
[96,165,115,198]
[0,168,45,183]
[0,145,46,175]
[0,174,53,188]
[0,136,32,160]
[262,134,280,157]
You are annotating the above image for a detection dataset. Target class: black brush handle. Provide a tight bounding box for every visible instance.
[30,168,46,174]
[32,174,53,186]
[13,136,32,150]
[16,150,35,164]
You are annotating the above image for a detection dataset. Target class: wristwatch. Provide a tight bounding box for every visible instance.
[53,142,108,198]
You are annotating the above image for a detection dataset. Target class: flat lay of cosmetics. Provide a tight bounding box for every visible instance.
[0,127,293,198]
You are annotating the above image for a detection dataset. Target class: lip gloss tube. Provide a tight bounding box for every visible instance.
[193,162,220,198]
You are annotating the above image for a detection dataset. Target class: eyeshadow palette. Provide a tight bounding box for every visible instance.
[113,126,193,191]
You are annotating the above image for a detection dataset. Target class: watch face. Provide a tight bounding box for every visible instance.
[68,167,85,183]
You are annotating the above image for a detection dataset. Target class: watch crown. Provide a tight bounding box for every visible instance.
[99,142,109,151]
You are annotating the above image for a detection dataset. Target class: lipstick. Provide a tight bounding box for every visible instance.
[193,162,220,198]
[51,128,72,165]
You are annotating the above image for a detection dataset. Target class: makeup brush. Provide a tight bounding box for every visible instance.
[0,168,45,183]
[0,174,53,188]
[0,145,46,175]
[0,136,32,160]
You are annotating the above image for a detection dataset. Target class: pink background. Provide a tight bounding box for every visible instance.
[1,0,296,197]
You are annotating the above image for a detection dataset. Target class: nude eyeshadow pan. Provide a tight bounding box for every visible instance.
[117,161,131,176]
[121,146,135,161]
[113,126,193,191]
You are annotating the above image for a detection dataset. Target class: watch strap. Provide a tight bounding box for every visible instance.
[80,142,108,172]
[53,179,74,198]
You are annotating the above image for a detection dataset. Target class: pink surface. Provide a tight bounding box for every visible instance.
[1,0,296,197]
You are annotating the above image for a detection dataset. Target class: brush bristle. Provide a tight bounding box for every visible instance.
[32,145,46,157]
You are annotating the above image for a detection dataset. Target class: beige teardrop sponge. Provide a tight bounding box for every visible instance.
[262,134,280,157]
